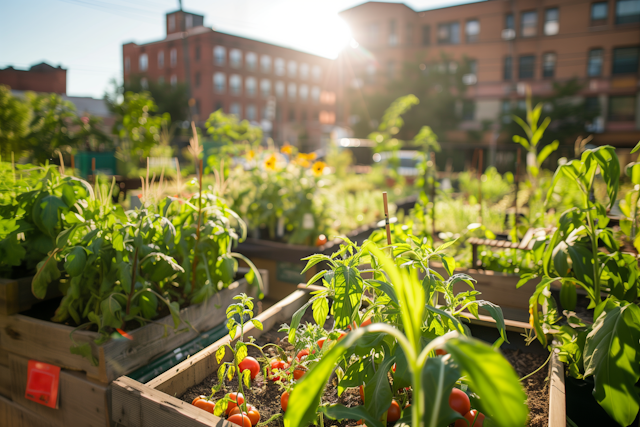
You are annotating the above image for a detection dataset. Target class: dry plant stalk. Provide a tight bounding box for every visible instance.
[188,122,204,289]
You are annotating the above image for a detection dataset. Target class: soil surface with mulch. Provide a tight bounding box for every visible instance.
[181,312,550,427]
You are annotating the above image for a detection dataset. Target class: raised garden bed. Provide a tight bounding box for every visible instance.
[111,286,565,427]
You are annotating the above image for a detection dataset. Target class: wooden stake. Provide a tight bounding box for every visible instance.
[91,157,96,175]
[382,192,392,246]
[70,153,75,170]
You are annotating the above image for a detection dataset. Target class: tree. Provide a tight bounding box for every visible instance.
[0,85,31,160]
[122,76,190,124]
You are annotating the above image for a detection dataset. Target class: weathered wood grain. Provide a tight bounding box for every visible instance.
[549,352,566,427]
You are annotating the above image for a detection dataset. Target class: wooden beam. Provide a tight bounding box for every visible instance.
[0,364,10,399]
[548,352,566,427]
[0,394,57,427]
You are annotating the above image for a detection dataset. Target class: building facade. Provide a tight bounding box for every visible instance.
[0,62,67,94]
[338,0,640,146]
[123,9,339,148]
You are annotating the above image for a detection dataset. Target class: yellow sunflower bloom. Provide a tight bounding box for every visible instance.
[246,149,255,161]
[305,152,317,161]
[280,144,292,155]
[312,161,326,177]
[295,154,310,168]
[265,154,277,171]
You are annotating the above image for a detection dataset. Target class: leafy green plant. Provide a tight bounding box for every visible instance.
[0,85,32,160]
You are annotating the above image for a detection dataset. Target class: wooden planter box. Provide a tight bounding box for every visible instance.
[0,276,62,316]
[109,285,566,427]
[0,269,267,427]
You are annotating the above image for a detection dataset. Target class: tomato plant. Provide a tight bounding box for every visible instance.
[238,356,260,380]
[449,388,470,416]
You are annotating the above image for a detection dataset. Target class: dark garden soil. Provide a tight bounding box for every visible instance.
[181,313,551,427]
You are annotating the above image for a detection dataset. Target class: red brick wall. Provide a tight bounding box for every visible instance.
[0,66,66,94]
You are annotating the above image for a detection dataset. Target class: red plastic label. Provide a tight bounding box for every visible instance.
[25,360,60,409]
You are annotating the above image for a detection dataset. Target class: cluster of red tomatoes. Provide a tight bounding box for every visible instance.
[192,392,260,426]
[450,388,485,427]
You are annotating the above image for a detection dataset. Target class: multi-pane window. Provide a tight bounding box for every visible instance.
[368,23,380,44]
[229,74,242,95]
[260,79,271,98]
[195,72,200,88]
[261,55,271,73]
[544,8,559,35]
[299,84,309,101]
[288,60,297,78]
[542,53,556,77]
[612,47,639,74]
[230,49,242,68]
[230,103,241,118]
[588,49,604,76]
[195,45,200,61]
[608,95,637,120]
[503,56,513,80]
[213,72,225,93]
[158,51,164,68]
[521,11,538,37]
[311,86,321,103]
[275,58,285,76]
[288,82,297,101]
[592,2,609,22]
[519,55,535,79]
[139,53,148,71]
[505,13,515,29]
[585,97,600,114]
[437,22,460,44]
[312,65,322,81]
[275,81,285,98]
[422,25,431,45]
[170,49,177,67]
[466,19,480,42]
[299,63,309,80]
[214,46,226,66]
[185,15,193,29]
[246,104,256,121]
[246,52,257,71]
[245,77,256,97]
[388,20,398,46]
[405,23,413,45]
[616,0,640,24]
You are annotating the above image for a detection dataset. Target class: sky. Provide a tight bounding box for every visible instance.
[0,0,478,99]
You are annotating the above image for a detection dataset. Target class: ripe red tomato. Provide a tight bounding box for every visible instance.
[238,357,260,380]
[226,392,245,415]
[436,349,447,356]
[337,331,347,341]
[296,349,310,361]
[293,368,306,380]
[449,388,471,416]
[359,385,365,402]
[230,405,260,426]
[316,234,328,246]
[228,413,252,426]
[191,395,207,405]
[281,391,289,412]
[360,317,373,327]
[387,400,401,423]
[193,398,215,413]
[268,359,287,381]
[454,410,485,427]
[317,338,326,349]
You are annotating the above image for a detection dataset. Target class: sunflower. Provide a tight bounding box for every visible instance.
[311,161,326,177]
[305,152,317,161]
[265,154,277,171]
[295,154,310,168]
[246,149,255,161]
[280,143,292,155]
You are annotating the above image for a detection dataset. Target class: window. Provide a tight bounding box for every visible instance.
[299,84,309,101]
[195,45,200,61]
[275,81,285,98]
[230,49,242,68]
[245,77,256,97]
[170,48,177,67]
[542,53,556,77]
[616,0,640,24]
[588,49,604,76]
[246,52,257,71]
[158,51,164,68]
[195,72,201,88]
[139,53,148,71]
[261,79,271,98]
[246,104,256,121]
[275,58,285,76]
[230,103,241,118]
[214,46,226,66]
[288,82,297,101]
[288,60,297,78]
[141,77,148,89]
[406,23,413,45]
[213,72,225,93]
[612,47,639,74]
[312,65,322,82]
[519,55,535,79]
[503,56,513,80]
[609,95,636,120]
[230,74,242,95]
[300,63,309,80]
[505,14,515,29]
[368,22,380,44]
[468,59,477,75]
[437,22,460,44]
[501,100,512,123]
[585,97,600,114]
[544,8,559,35]
[170,75,177,86]
[466,19,480,42]
[521,11,538,37]
[422,25,431,45]
[169,15,175,32]
[186,14,193,29]
[462,100,475,121]
[261,106,268,120]
[261,55,271,73]
[125,57,130,73]
[311,86,321,103]
[388,20,398,46]
[591,2,608,22]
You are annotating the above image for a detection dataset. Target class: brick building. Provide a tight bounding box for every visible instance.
[0,62,67,94]
[338,0,640,146]
[123,9,340,149]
